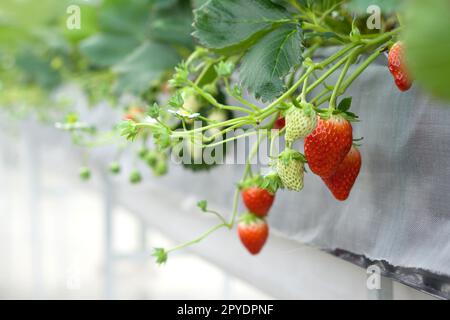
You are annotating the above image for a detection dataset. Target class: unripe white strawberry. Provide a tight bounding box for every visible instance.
[276,148,305,191]
[285,103,317,143]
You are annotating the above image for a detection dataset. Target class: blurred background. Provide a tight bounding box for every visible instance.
[0,119,271,299]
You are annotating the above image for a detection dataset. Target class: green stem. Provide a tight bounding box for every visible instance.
[315,47,384,107]
[205,210,228,225]
[188,80,253,114]
[270,127,285,158]
[224,78,260,112]
[166,223,228,254]
[329,54,353,110]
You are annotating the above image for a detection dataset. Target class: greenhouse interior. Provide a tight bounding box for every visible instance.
[0,0,449,302]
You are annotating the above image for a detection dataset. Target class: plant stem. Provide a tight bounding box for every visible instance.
[224,78,260,112]
[329,54,353,110]
[188,80,253,114]
[166,223,228,254]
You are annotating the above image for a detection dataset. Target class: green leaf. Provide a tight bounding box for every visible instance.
[214,61,235,77]
[240,24,303,102]
[15,50,61,89]
[118,120,139,141]
[79,34,140,67]
[193,0,291,53]
[149,2,194,48]
[99,0,151,37]
[168,91,184,109]
[112,41,180,94]
[404,0,450,102]
[152,125,171,150]
[148,102,160,119]
[337,97,352,112]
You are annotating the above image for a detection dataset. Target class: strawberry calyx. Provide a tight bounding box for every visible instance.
[317,97,358,122]
[352,137,363,147]
[238,173,282,194]
[238,175,264,191]
[239,212,265,225]
[278,148,307,166]
[152,247,168,265]
[260,171,284,193]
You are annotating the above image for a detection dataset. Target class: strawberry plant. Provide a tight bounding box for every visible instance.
[2,0,450,263]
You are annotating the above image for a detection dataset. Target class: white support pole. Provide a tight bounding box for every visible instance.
[23,120,44,299]
[102,172,115,299]
[138,218,147,254]
[367,275,394,300]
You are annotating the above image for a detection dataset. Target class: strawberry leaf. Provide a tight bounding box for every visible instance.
[240,24,303,102]
[148,102,160,119]
[193,0,291,53]
[337,97,352,112]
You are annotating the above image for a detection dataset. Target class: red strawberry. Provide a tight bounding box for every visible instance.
[273,116,285,130]
[322,146,361,201]
[237,213,269,255]
[388,42,412,92]
[304,115,353,178]
[242,187,275,217]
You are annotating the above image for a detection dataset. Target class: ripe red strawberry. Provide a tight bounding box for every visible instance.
[388,42,412,92]
[273,116,285,130]
[241,187,274,217]
[237,213,269,255]
[322,146,361,201]
[304,115,353,178]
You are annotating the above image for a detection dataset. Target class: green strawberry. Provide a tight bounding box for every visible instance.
[285,102,317,143]
[79,166,91,181]
[129,170,142,184]
[109,162,121,174]
[153,160,168,176]
[276,148,306,191]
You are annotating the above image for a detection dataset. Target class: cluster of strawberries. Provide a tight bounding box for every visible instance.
[236,42,412,256]
[237,176,278,255]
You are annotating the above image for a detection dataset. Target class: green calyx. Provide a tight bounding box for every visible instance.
[277,148,306,165]
[261,172,284,193]
[152,248,168,265]
[318,97,358,122]
[298,101,315,117]
[239,212,265,225]
[238,175,264,191]
[238,173,282,194]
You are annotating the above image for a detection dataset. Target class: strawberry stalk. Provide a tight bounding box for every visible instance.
[329,54,354,111]
[153,131,266,264]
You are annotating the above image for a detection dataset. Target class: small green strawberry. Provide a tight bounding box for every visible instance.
[109,162,121,175]
[276,148,306,191]
[285,102,317,143]
[129,170,142,184]
[145,150,158,167]
[138,147,149,159]
[153,160,168,176]
[79,166,91,181]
